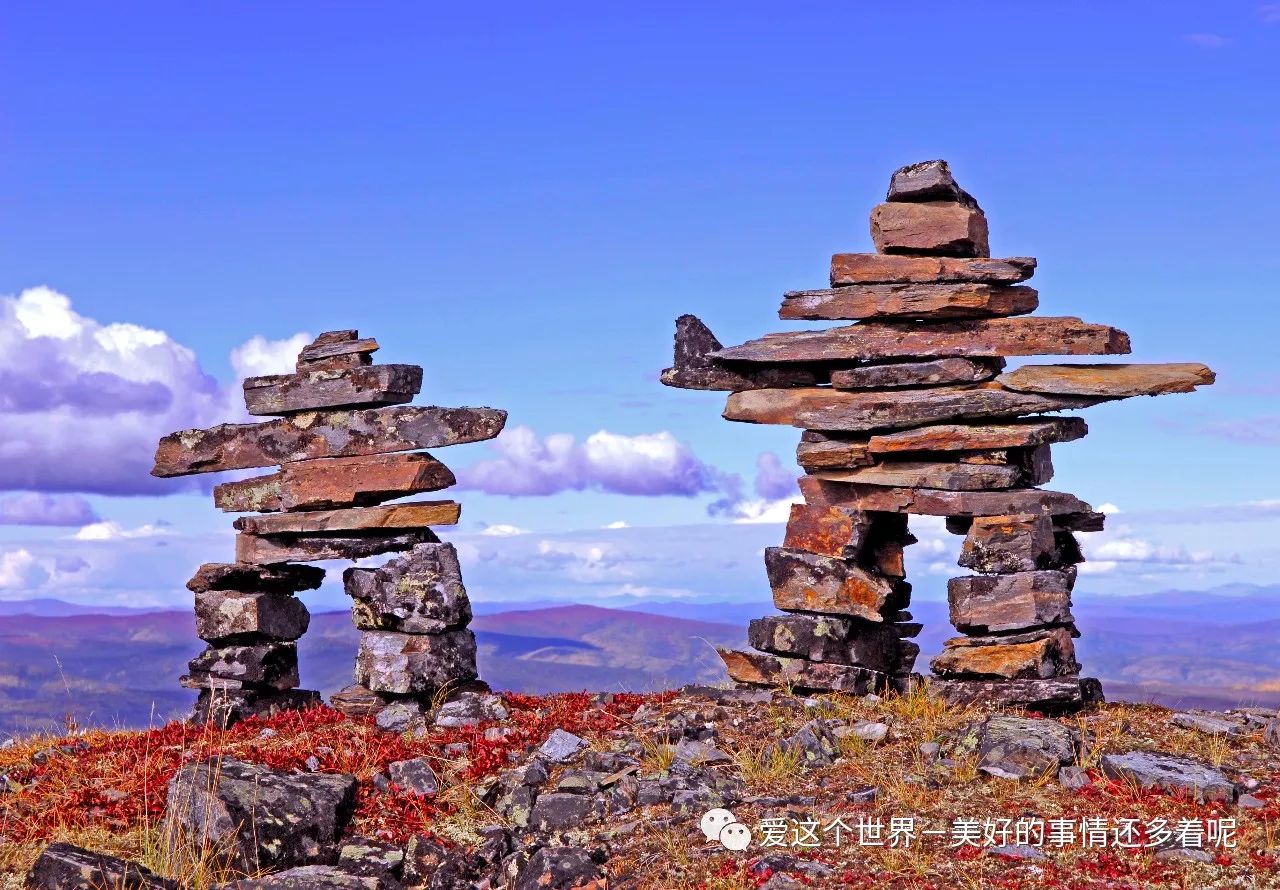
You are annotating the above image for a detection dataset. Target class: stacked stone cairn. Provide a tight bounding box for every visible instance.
[151,330,507,725]
[662,160,1214,712]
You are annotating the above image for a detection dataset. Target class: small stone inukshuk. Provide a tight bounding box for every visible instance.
[662,160,1214,712]
[152,330,506,725]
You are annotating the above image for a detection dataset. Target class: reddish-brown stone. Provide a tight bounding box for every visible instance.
[996,363,1216,398]
[796,436,873,470]
[234,501,460,536]
[724,384,1104,432]
[830,357,1003,390]
[886,160,978,206]
[782,504,871,559]
[867,418,1088,453]
[213,452,457,513]
[243,364,423,416]
[931,628,1079,680]
[295,332,379,369]
[718,649,883,694]
[813,461,1029,492]
[152,405,507,477]
[766,547,897,622]
[870,202,989,257]
[709,317,1132,364]
[780,284,1037,321]
[659,314,817,391]
[797,475,1095,518]
[830,254,1036,286]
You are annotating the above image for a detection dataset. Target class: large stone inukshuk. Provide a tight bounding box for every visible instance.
[152,330,507,725]
[662,160,1214,712]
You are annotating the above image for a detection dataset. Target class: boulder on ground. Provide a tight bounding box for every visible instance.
[26,842,177,890]
[1099,751,1236,803]
[956,715,1079,780]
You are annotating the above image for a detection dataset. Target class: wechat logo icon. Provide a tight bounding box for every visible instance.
[701,808,753,851]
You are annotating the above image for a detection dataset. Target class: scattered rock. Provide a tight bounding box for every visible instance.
[164,757,357,873]
[539,728,589,763]
[26,842,177,890]
[987,844,1046,861]
[1154,847,1215,864]
[530,792,596,831]
[375,699,426,733]
[513,847,604,890]
[1058,765,1092,790]
[387,758,439,796]
[673,738,732,765]
[1171,712,1247,736]
[778,719,841,768]
[959,715,1078,780]
[1100,751,1235,803]
[434,691,509,728]
[216,866,385,889]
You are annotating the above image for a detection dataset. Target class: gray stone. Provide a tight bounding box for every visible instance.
[1154,847,1215,863]
[343,543,472,634]
[1100,751,1235,803]
[538,728,589,763]
[387,758,439,796]
[355,629,478,696]
[1058,765,1092,790]
[673,738,732,765]
[26,843,177,890]
[513,847,603,890]
[164,758,357,873]
[778,719,841,768]
[375,700,426,733]
[217,866,383,889]
[1170,712,1248,736]
[958,715,1078,780]
[986,845,1046,861]
[529,793,596,831]
[434,692,509,728]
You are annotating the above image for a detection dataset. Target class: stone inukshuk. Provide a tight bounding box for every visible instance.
[152,330,506,725]
[662,160,1214,712]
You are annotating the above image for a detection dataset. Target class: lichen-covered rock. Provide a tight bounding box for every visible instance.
[355,630,478,696]
[344,543,471,633]
[434,691,509,728]
[164,757,357,874]
[26,842,177,890]
[216,866,387,889]
[387,758,439,796]
[1100,751,1236,803]
[185,642,300,690]
[777,719,842,768]
[539,728,589,763]
[956,715,1079,780]
[187,562,325,594]
[195,590,311,644]
[513,847,605,890]
[191,688,321,728]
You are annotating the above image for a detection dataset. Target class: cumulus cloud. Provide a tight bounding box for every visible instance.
[753,452,797,500]
[0,286,311,496]
[0,493,99,526]
[72,520,173,541]
[230,333,312,379]
[480,523,531,537]
[456,425,736,500]
[0,548,48,590]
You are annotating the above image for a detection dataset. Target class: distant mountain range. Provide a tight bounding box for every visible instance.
[4,585,1280,737]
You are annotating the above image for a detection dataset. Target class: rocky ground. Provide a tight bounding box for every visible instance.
[2,686,1280,889]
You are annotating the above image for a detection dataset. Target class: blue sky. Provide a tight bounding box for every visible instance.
[1,2,1278,611]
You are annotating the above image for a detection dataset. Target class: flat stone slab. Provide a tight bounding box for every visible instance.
[243,364,423,416]
[195,591,311,644]
[218,866,380,889]
[725,384,1106,433]
[354,629,478,695]
[187,562,325,594]
[153,405,507,477]
[748,614,904,673]
[235,529,439,565]
[719,648,884,694]
[185,642,299,691]
[931,628,1078,680]
[234,501,460,535]
[868,417,1088,453]
[344,542,471,633]
[766,546,897,622]
[927,676,1098,713]
[831,357,1003,389]
[780,284,1037,321]
[830,254,1036,286]
[997,363,1215,397]
[813,460,1036,492]
[539,728,590,763]
[949,570,1076,634]
[214,452,456,513]
[295,331,379,369]
[1170,712,1249,736]
[871,201,989,257]
[796,435,873,470]
[660,314,817,391]
[886,160,978,206]
[709,317,1131,364]
[27,842,177,890]
[1099,751,1235,802]
[798,475,1096,519]
[164,757,357,873]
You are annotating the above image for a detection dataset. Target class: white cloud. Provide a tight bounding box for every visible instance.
[730,496,801,525]
[1098,502,1121,514]
[72,521,173,541]
[0,548,48,590]
[604,520,630,529]
[229,332,312,380]
[480,523,531,537]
